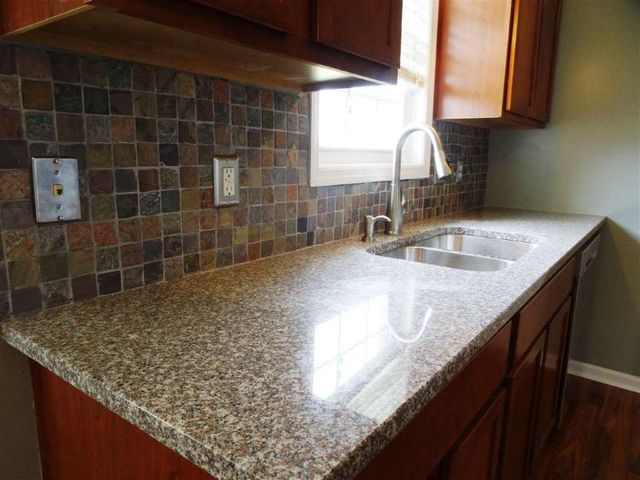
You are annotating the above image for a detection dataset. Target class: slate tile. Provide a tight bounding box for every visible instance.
[89,170,113,194]
[159,143,178,166]
[122,266,143,290]
[69,248,94,276]
[87,144,112,169]
[96,247,119,271]
[113,143,136,167]
[9,258,38,287]
[17,47,49,79]
[139,191,161,216]
[133,91,157,117]
[132,64,154,91]
[54,83,82,113]
[3,229,36,260]
[0,43,16,75]
[118,218,141,243]
[38,253,69,282]
[120,242,143,267]
[66,223,93,250]
[176,72,195,97]
[37,224,66,254]
[0,107,23,138]
[178,121,196,143]
[111,117,135,142]
[50,52,80,82]
[90,195,116,221]
[161,190,180,212]
[1,201,35,229]
[0,76,20,108]
[136,143,158,167]
[109,89,133,115]
[157,94,177,118]
[0,170,30,201]
[163,234,182,258]
[143,261,163,284]
[83,86,109,114]
[116,193,139,218]
[42,279,71,308]
[135,117,157,142]
[71,274,97,301]
[107,60,131,88]
[177,97,195,120]
[0,140,28,168]
[213,79,229,102]
[98,270,121,294]
[93,222,118,246]
[81,58,108,86]
[115,168,137,193]
[155,68,175,93]
[138,169,159,191]
[86,115,111,142]
[56,113,84,142]
[11,286,42,313]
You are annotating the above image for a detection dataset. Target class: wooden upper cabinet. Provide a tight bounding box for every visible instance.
[506,0,562,122]
[435,0,562,128]
[0,0,401,91]
[315,0,403,66]
[188,0,311,38]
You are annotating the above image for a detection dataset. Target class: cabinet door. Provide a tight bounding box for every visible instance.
[531,297,571,459]
[501,333,546,480]
[189,0,311,37]
[315,0,403,66]
[442,391,506,480]
[505,0,562,121]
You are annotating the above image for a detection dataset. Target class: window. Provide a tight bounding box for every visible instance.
[310,0,439,187]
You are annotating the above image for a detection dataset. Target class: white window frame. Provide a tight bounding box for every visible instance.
[310,0,440,187]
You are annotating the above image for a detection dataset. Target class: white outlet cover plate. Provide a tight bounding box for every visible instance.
[32,157,81,223]
[213,157,240,206]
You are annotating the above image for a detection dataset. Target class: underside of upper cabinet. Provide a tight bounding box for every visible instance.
[434,0,562,128]
[0,0,401,92]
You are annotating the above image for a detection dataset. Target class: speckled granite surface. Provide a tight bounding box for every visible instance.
[1,208,604,480]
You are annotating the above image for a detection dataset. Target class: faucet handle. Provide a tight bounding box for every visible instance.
[363,214,391,243]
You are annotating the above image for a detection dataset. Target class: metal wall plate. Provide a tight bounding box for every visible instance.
[32,157,81,223]
[213,156,240,206]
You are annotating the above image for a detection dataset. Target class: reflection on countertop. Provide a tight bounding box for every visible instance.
[1,208,605,480]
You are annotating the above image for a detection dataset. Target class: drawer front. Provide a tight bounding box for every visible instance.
[355,322,511,480]
[514,256,576,363]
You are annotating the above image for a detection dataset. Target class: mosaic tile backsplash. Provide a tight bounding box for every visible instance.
[0,41,489,318]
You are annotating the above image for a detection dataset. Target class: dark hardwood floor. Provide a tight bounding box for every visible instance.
[531,375,640,480]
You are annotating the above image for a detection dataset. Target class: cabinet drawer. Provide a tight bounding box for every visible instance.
[355,322,511,480]
[514,257,576,363]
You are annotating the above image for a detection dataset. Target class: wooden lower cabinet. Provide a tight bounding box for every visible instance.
[501,297,574,480]
[501,333,547,480]
[441,391,506,480]
[31,363,215,480]
[531,297,572,459]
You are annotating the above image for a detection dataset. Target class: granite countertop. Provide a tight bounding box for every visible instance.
[1,208,604,480]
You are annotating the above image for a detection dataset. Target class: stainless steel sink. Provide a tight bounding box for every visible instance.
[375,233,536,271]
[379,246,510,271]
[415,234,536,261]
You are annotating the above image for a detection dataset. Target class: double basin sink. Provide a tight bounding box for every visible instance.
[375,233,537,272]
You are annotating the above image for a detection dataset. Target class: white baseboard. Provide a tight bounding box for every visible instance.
[567,360,640,394]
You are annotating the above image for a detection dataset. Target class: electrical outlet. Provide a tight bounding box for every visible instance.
[214,156,239,206]
[32,157,81,223]
[223,167,235,196]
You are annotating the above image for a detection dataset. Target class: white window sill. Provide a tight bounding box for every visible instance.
[309,161,430,187]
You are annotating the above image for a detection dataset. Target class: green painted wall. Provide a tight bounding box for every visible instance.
[486,0,640,375]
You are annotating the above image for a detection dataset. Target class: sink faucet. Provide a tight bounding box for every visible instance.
[387,123,454,235]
